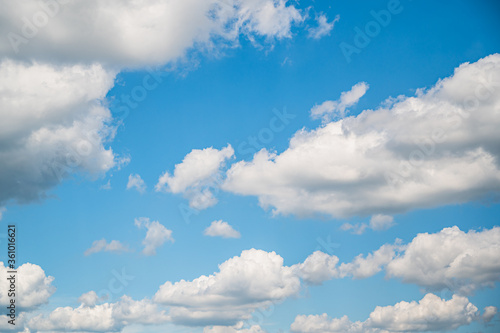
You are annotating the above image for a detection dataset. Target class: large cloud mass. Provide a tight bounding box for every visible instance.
[223,54,500,218]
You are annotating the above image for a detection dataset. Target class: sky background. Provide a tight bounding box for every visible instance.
[1,0,500,332]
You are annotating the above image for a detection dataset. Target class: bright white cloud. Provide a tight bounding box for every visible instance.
[0,60,117,206]
[204,323,267,333]
[84,239,130,256]
[0,0,303,68]
[27,294,168,332]
[156,145,234,209]
[154,248,300,326]
[310,82,369,122]
[292,251,339,285]
[223,55,500,218]
[126,173,146,194]
[483,306,498,323]
[339,244,400,279]
[134,217,174,256]
[308,14,339,40]
[386,226,500,294]
[204,220,241,238]
[0,262,55,311]
[291,293,485,333]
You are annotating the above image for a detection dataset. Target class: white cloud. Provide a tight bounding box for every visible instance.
[308,14,339,40]
[310,82,369,122]
[291,293,485,333]
[204,220,241,238]
[386,225,500,294]
[156,145,234,209]
[204,323,267,333]
[154,248,300,326]
[0,0,303,68]
[292,251,339,285]
[339,244,400,279]
[84,239,130,256]
[126,173,146,194]
[27,294,168,332]
[0,60,117,206]
[223,54,500,219]
[0,262,55,311]
[134,217,174,256]
[483,306,498,323]
[340,215,395,235]
[369,214,394,231]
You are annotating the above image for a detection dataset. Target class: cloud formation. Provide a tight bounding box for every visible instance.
[84,239,130,256]
[223,55,500,218]
[126,173,146,194]
[204,220,241,238]
[156,145,234,209]
[308,14,339,40]
[134,217,174,256]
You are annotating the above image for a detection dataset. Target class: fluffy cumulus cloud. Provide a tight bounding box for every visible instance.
[223,55,500,218]
[308,14,339,40]
[386,226,500,294]
[156,145,234,209]
[292,251,339,285]
[126,173,146,193]
[291,293,487,333]
[134,217,174,256]
[84,239,130,256]
[154,249,300,326]
[0,60,117,206]
[204,220,241,238]
[0,0,303,67]
[0,262,55,311]
[26,294,168,332]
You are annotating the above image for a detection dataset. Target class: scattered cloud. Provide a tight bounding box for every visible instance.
[308,14,339,40]
[340,214,395,235]
[310,82,369,122]
[204,323,267,333]
[127,173,146,194]
[156,145,234,209]
[223,55,500,219]
[204,220,241,238]
[291,293,486,333]
[292,251,339,285]
[0,262,55,311]
[84,239,131,256]
[134,217,174,256]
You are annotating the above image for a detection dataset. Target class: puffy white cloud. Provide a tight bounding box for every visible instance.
[483,306,498,323]
[27,294,168,332]
[223,55,500,218]
[156,145,234,209]
[154,249,300,326]
[291,294,485,333]
[84,239,131,256]
[339,244,399,279]
[386,226,500,294]
[134,217,174,256]
[0,60,118,206]
[126,173,146,194]
[0,0,303,68]
[292,251,339,285]
[308,14,339,40]
[310,82,369,122]
[0,262,55,311]
[204,220,241,238]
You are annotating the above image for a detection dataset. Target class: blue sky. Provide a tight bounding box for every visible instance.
[1,0,500,332]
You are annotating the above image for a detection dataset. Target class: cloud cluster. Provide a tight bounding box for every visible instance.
[154,248,300,326]
[204,220,241,238]
[290,293,488,333]
[223,55,500,218]
[156,145,234,209]
[0,60,117,206]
